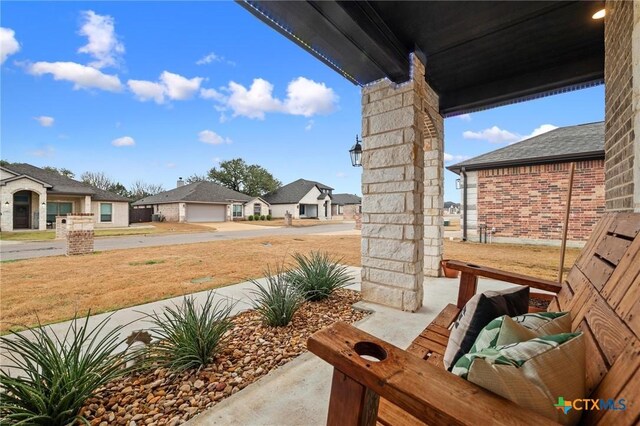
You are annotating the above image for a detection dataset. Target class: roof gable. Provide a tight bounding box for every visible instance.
[448,121,604,173]
[133,181,252,205]
[263,179,334,204]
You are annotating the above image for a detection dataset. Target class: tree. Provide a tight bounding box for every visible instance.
[185,173,209,184]
[206,158,281,197]
[128,180,165,200]
[43,166,75,179]
[81,171,117,191]
[243,165,281,197]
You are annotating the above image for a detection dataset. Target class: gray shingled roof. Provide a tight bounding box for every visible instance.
[332,193,361,205]
[263,179,334,204]
[132,181,251,206]
[447,121,604,174]
[1,163,129,202]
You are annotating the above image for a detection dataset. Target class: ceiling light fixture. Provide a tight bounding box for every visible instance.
[592,9,605,19]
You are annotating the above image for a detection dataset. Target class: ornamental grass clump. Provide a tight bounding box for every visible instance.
[250,266,303,327]
[288,251,352,301]
[147,292,233,371]
[0,314,134,426]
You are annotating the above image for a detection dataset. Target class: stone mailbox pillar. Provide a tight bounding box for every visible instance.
[354,212,362,230]
[284,211,293,227]
[65,213,95,255]
[55,216,68,240]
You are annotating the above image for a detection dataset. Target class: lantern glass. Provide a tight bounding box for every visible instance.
[349,136,363,167]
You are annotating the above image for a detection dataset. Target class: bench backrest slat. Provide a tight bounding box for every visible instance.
[551,212,640,425]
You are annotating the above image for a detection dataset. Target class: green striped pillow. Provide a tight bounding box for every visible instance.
[452,332,585,425]
[470,311,571,353]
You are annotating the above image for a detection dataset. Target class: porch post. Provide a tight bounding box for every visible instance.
[361,53,441,311]
[84,195,91,213]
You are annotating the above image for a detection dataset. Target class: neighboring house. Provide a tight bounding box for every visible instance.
[448,121,605,247]
[331,193,361,220]
[0,163,130,231]
[264,179,333,219]
[132,178,270,222]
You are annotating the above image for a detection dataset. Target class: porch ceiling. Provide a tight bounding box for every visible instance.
[239,1,604,116]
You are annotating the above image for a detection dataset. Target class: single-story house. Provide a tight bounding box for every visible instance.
[331,193,361,220]
[448,121,605,246]
[263,179,333,219]
[132,178,270,222]
[0,163,130,231]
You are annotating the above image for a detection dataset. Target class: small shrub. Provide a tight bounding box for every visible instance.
[250,266,303,327]
[253,213,260,221]
[288,251,352,301]
[147,292,233,371]
[0,314,135,425]
[266,215,272,221]
[248,215,254,221]
[260,215,266,221]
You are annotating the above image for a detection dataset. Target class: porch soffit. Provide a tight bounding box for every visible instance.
[239,0,604,116]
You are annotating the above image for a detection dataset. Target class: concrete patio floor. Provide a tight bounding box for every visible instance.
[187,271,519,426]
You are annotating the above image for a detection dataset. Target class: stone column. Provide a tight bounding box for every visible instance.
[360,53,444,311]
[66,214,94,255]
[83,195,92,213]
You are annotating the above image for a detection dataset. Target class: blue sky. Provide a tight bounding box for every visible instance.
[1,1,604,202]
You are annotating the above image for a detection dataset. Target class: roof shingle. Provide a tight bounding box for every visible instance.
[263,179,333,204]
[447,121,604,174]
[132,181,251,205]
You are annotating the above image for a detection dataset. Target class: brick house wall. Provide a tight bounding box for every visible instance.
[477,160,605,244]
[604,0,635,211]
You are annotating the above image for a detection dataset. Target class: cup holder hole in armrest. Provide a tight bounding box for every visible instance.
[354,341,387,362]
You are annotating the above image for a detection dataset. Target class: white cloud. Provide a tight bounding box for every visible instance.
[112,136,135,147]
[283,77,337,117]
[127,71,203,104]
[198,130,231,145]
[463,124,559,145]
[219,77,338,120]
[34,116,54,127]
[30,145,55,157]
[336,171,346,178]
[521,124,558,141]
[166,162,176,168]
[0,27,20,64]
[458,114,472,121]
[463,126,520,144]
[305,120,314,131]
[444,152,470,164]
[77,11,124,69]
[127,79,165,103]
[226,78,282,119]
[196,52,234,66]
[200,87,225,102]
[161,71,203,100]
[28,61,122,91]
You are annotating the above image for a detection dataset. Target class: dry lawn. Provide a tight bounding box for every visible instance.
[242,219,345,227]
[0,236,580,333]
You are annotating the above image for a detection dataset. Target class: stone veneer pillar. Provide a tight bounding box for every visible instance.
[65,214,95,255]
[360,53,444,311]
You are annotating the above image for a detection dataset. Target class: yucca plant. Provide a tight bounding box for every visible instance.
[147,292,233,371]
[0,314,134,425]
[250,266,303,327]
[287,251,352,301]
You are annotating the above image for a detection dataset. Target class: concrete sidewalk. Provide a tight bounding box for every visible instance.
[188,275,518,426]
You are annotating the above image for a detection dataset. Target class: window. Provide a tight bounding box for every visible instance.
[253,203,261,215]
[299,205,305,215]
[338,205,343,215]
[100,203,112,222]
[46,202,73,223]
[233,204,243,217]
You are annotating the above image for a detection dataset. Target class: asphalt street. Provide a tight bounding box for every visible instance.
[0,223,355,261]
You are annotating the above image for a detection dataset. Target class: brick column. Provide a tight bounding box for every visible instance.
[633,0,640,212]
[360,53,442,311]
[65,214,94,255]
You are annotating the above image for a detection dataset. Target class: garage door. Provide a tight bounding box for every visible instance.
[185,204,226,222]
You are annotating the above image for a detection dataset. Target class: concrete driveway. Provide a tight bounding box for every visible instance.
[0,223,356,261]
[198,222,275,231]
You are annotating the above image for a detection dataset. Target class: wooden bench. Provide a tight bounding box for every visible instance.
[308,212,640,425]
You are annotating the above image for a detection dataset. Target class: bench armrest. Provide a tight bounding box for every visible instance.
[446,260,562,308]
[308,322,558,426]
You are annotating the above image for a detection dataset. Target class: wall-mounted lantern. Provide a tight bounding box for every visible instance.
[455,178,462,190]
[349,135,362,167]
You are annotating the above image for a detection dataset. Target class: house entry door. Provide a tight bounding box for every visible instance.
[13,205,29,229]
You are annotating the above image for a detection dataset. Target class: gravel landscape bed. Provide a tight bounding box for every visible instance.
[81,289,368,426]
